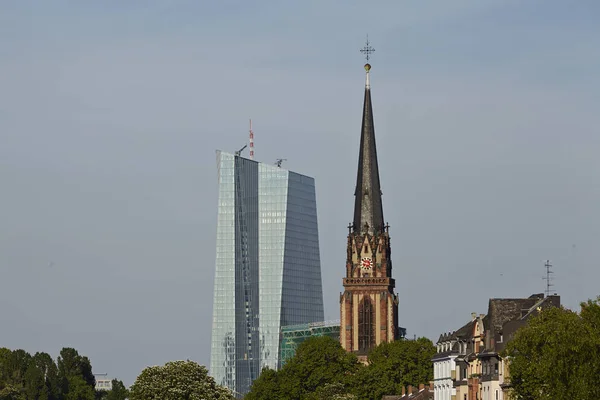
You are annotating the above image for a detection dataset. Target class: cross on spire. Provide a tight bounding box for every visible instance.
[360,35,375,61]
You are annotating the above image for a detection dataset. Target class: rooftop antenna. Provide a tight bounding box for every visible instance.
[275,158,287,168]
[543,260,554,296]
[235,144,247,157]
[249,119,254,160]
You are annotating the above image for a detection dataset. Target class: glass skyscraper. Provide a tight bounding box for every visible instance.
[210,151,324,397]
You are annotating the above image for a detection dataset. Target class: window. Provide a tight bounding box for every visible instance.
[358,297,374,351]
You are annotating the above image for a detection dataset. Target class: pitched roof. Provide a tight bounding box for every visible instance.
[353,64,385,234]
[436,319,475,344]
[454,319,475,340]
[486,293,545,333]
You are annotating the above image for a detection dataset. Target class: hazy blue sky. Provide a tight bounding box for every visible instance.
[1,0,599,386]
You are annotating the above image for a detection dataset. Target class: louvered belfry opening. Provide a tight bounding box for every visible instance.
[358,296,375,352]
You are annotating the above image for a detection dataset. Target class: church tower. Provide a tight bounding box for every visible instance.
[340,61,399,357]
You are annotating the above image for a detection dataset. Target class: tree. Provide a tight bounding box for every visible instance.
[0,347,18,399]
[32,353,60,400]
[280,336,358,399]
[57,348,95,400]
[24,361,47,400]
[0,348,33,400]
[247,335,435,399]
[0,384,22,400]
[65,376,95,400]
[129,360,234,400]
[8,349,32,390]
[0,347,123,400]
[104,380,128,400]
[244,368,281,400]
[350,337,435,400]
[246,336,359,400]
[304,382,357,400]
[505,299,600,400]
[57,348,95,389]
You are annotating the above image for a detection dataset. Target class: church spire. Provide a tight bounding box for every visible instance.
[341,40,400,358]
[353,62,384,234]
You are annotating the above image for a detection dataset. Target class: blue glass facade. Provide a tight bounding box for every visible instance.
[210,151,324,397]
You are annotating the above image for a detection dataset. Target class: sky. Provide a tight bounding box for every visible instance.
[1,0,599,387]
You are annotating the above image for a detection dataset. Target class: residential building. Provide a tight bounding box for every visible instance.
[466,315,485,400]
[433,331,457,400]
[383,383,434,399]
[340,62,402,360]
[433,313,484,400]
[94,374,112,391]
[433,316,480,400]
[433,293,560,400]
[486,294,561,400]
[209,151,324,397]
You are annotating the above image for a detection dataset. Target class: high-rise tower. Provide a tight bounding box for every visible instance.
[340,63,400,357]
[210,151,324,397]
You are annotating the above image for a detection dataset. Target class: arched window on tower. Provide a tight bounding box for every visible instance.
[358,296,375,351]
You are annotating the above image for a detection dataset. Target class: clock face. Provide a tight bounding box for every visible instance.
[360,257,373,270]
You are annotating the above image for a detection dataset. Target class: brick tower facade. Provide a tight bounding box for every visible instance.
[340,63,399,357]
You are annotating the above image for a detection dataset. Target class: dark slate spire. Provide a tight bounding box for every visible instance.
[353,63,384,234]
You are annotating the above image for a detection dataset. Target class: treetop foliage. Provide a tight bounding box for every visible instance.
[0,347,128,400]
[129,360,234,400]
[245,335,435,400]
[505,297,600,400]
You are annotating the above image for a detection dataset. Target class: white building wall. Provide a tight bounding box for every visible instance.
[433,354,457,400]
[481,380,503,400]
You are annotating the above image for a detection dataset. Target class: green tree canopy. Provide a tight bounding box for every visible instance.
[505,297,600,400]
[304,382,357,400]
[0,347,102,400]
[246,336,360,400]
[104,379,129,400]
[243,367,281,400]
[129,360,234,400]
[58,348,95,390]
[351,337,435,400]
[32,352,60,400]
[56,348,95,400]
[0,348,32,400]
[282,336,360,398]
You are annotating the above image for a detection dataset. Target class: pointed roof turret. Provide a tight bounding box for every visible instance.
[353,63,384,234]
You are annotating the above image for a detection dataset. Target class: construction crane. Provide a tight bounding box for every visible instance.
[235,144,247,157]
[275,158,287,168]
